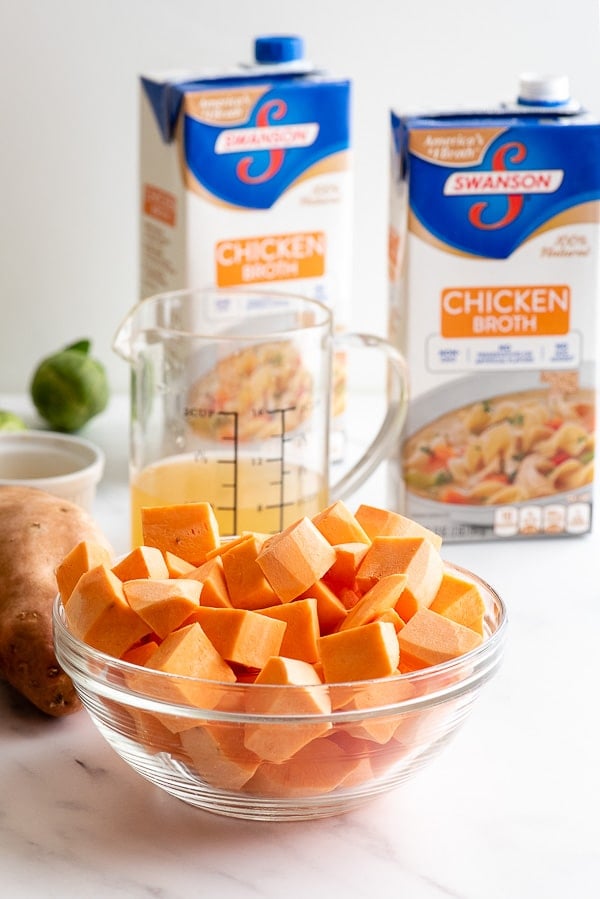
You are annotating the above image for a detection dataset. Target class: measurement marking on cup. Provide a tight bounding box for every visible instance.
[212,405,299,534]
[215,411,239,535]
[273,406,297,531]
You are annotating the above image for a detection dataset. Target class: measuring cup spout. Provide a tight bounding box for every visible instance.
[112,305,141,365]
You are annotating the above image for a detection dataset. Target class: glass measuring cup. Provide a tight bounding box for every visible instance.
[113,287,408,546]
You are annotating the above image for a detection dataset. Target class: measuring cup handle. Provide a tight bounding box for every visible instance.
[329,333,409,502]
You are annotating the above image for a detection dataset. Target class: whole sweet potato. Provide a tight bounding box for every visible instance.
[0,485,111,716]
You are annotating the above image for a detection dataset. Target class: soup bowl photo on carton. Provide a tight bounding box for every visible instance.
[401,365,594,532]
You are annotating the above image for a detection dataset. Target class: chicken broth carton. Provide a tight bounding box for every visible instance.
[139,37,352,449]
[388,75,600,541]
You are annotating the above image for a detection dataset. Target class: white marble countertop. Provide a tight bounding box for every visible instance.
[1,393,599,899]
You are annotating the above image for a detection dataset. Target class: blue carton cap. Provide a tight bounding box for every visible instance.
[254,35,305,64]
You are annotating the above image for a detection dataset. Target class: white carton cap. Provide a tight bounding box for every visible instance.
[518,72,571,106]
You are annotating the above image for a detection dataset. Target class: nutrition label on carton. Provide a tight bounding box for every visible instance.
[427,334,580,371]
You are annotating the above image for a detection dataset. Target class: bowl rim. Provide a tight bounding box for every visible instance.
[53,561,508,722]
[0,429,105,487]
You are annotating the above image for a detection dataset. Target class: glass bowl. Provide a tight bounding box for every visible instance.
[53,562,507,821]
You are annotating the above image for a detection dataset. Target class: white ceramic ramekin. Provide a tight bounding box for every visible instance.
[0,430,105,511]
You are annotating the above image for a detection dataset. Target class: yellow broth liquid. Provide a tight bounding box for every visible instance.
[130,454,328,546]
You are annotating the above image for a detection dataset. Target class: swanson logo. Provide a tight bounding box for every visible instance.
[443,141,564,230]
[214,98,319,185]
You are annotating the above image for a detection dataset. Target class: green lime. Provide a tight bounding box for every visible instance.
[0,410,27,432]
[30,339,109,432]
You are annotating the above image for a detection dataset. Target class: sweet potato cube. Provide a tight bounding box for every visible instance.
[429,572,486,635]
[180,722,260,790]
[146,622,236,692]
[122,640,161,666]
[220,534,280,610]
[339,573,407,631]
[338,586,361,610]
[326,731,376,786]
[243,737,358,797]
[326,731,379,784]
[318,621,400,683]
[65,564,150,658]
[398,607,483,670]
[355,504,443,550]
[343,677,418,743]
[256,516,336,602]
[311,500,371,545]
[376,608,406,632]
[205,534,252,559]
[122,578,202,639]
[257,597,320,663]
[129,708,186,757]
[299,579,348,634]
[249,655,327,696]
[323,541,370,592]
[124,636,235,735]
[244,657,332,761]
[164,551,196,578]
[55,540,113,603]
[189,607,286,669]
[140,502,220,566]
[111,545,170,581]
[356,536,444,620]
[187,555,232,608]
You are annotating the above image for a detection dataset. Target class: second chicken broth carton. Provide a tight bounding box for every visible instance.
[389,76,600,542]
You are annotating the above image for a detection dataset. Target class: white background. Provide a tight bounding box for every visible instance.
[1,0,599,393]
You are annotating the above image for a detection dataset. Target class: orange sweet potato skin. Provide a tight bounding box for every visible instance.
[0,485,111,717]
